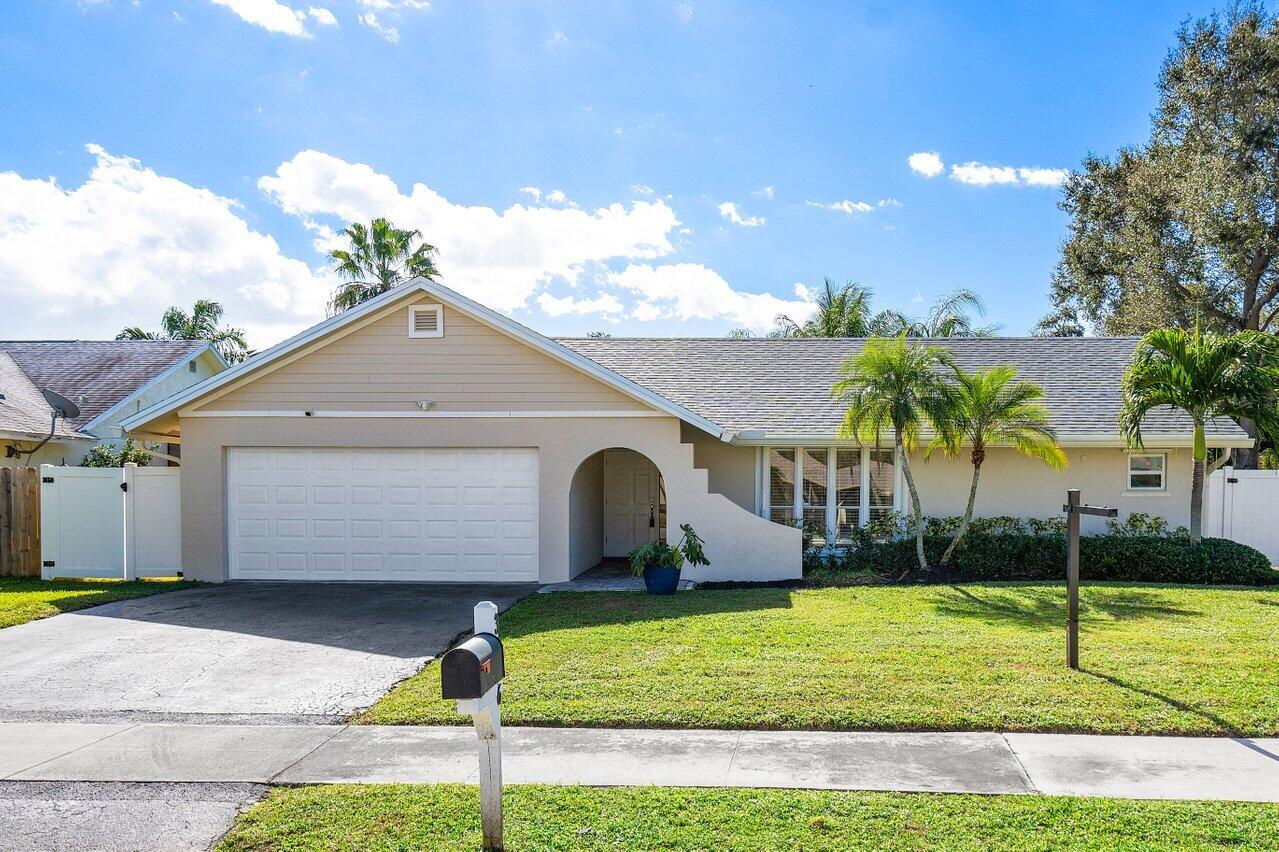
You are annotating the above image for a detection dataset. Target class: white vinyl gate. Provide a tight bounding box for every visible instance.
[39,464,182,579]
[1205,467,1279,565]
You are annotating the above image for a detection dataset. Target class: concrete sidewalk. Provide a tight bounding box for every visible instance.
[3,722,1277,801]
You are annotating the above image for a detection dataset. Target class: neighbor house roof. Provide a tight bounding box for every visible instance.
[0,354,91,442]
[0,340,211,430]
[558,336,1251,445]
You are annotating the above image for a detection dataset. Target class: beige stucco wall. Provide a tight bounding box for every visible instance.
[907,446,1196,530]
[568,450,605,576]
[681,421,757,512]
[178,414,801,584]
[201,303,646,414]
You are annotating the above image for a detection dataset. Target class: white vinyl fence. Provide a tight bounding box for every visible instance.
[1205,467,1279,565]
[39,464,182,580]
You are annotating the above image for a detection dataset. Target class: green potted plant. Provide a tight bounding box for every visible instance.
[627,523,710,595]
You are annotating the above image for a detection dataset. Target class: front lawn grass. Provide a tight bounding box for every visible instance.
[218,784,1279,851]
[0,575,196,629]
[361,583,1279,736]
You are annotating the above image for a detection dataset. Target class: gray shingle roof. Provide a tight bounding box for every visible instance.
[0,354,89,441]
[0,340,205,429]
[557,336,1248,440]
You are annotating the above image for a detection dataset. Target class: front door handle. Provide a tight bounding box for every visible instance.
[649,503,656,528]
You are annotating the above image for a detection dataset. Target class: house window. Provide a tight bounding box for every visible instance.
[763,446,896,538]
[868,449,896,521]
[801,448,829,543]
[408,304,444,338]
[768,449,796,525]
[1127,453,1166,490]
[833,449,861,543]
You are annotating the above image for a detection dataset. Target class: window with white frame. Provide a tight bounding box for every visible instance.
[1127,453,1166,490]
[763,446,896,543]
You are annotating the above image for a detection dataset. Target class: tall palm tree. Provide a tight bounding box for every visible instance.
[927,366,1067,566]
[117,299,251,364]
[831,335,956,575]
[1119,326,1279,542]
[873,288,1000,338]
[775,278,874,337]
[327,218,441,314]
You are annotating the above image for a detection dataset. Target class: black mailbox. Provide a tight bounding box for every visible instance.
[440,633,504,700]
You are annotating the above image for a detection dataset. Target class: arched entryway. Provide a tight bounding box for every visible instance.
[568,447,666,577]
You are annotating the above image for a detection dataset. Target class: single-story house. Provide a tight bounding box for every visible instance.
[0,340,227,467]
[120,279,1252,585]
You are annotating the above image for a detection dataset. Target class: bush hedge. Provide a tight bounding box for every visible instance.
[811,516,1278,586]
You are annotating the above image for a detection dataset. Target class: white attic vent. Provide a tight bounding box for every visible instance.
[408,304,444,339]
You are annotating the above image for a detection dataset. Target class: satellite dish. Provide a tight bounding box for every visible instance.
[42,388,80,421]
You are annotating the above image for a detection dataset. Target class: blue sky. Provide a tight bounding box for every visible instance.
[0,0,1229,347]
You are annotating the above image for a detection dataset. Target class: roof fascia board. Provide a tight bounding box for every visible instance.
[83,341,225,434]
[121,285,422,431]
[729,433,1253,449]
[417,280,727,438]
[0,429,94,442]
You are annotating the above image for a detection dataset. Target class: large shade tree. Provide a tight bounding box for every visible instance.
[117,299,250,364]
[1119,326,1279,542]
[927,366,1066,566]
[831,335,955,575]
[1040,4,1279,463]
[327,218,441,314]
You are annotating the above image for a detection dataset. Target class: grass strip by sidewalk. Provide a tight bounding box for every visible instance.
[360,584,1279,736]
[218,784,1279,851]
[0,576,196,629]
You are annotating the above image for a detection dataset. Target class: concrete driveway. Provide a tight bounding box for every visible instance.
[0,582,534,723]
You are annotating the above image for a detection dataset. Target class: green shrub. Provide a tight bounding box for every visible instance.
[817,516,1277,586]
[81,439,155,468]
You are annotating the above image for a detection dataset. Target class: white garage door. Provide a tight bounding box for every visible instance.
[227,448,538,582]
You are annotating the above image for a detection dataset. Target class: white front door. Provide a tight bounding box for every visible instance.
[603,448,660,557]
[226,447,539,582]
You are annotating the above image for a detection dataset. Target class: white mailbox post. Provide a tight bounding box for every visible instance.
[441,601,505,852]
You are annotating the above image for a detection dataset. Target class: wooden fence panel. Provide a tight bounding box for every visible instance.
[0,467,41,577]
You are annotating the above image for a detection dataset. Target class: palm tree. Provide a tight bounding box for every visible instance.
[873,288,1000,338]
[927,366,1066,567]
[775,278,874,337]
[831,335,956,575]
[327,218,441,314]
[117,299,251,364]
[1119,326,1279,542]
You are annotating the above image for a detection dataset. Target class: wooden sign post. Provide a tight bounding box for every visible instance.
[1063,490,1117,670]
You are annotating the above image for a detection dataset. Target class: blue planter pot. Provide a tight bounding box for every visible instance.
[642,565,681,595]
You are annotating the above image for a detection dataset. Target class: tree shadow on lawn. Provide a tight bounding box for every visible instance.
[928,585,1201,631]
[500,588,796,638]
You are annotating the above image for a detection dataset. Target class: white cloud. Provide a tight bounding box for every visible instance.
[1017,166,1069,187]
[357,0,429,41]
[545,189,573,206]
[0,144,328,346]
[806,198,898,215]
[630,184,655,196]
[753,185,775,200]
[947,161,1067,188]
[675,2,694,21]
[546,27,569,47]
[208,0,311,36]
[908,151,944,178]
[717,201,765,227]
[259,149,682,312]
[949,161,1019,186]
[536,292,624,320]
[308,6,337,26]
[518,186,542,203]
[604,263,811,331]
